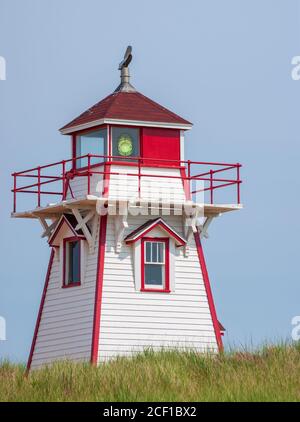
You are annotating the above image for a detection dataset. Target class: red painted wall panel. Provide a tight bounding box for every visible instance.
[142,128,180,166]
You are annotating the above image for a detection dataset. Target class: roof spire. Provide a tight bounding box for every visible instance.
[114,45,136,93]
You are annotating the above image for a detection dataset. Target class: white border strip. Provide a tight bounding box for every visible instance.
[60,118,192,134]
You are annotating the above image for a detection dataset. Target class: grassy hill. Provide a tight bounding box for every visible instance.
[0,343,299,402]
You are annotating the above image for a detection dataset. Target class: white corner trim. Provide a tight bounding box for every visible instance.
[132,240,141,291]
[60,118,192,135]
[180,130,184,162]
[169,239,176,292]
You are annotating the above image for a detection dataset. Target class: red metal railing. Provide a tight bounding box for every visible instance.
[11,154,242,213]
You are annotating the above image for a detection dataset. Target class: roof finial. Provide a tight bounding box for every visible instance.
[115,45,136,93]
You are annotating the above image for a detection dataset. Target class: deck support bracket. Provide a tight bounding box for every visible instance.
[37,216,60,239]
[114,213,128,253]
[183,212,199,258]
[198,216,214,240]
[70,207,95,252]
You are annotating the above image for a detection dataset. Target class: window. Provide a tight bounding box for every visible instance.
[112,127,139,160]
[141,238,170,292]
[63,238,81,287]
[76,128,107,168]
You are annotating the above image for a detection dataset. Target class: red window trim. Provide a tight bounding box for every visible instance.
[141,237,170,293]
[110,125,141,164]
[72,124,183,171]
[62,236,81,288]
[72,124,109,170]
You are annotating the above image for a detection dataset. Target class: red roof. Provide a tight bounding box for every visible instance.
[60,91,192,133]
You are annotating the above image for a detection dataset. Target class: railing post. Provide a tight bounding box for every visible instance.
[138,157,141,199]
[237,163,241,204]
[210,170,213,204]
[87,154,91,195]
[37,166,41,207]
[62,160,66,200]
[187,160,191,198]
[13,173,16,213]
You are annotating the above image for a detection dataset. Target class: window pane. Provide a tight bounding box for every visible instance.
[76,129,107,168]
[112,127,139,160]
[157,242,164,263]
[152,242,158,263]
[67,241,80,284]
[145,263,164,286]
[145,242,151,263]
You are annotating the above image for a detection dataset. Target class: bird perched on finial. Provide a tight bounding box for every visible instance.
[119,46,132,70]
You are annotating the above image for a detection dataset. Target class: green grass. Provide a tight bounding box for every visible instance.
[1,343,300,402]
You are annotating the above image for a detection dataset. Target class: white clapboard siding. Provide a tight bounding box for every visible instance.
[109,165,186,202]
[66,164,186,202]
[66,168,104,200]
[30,217,100,369]
[98,215,218,362]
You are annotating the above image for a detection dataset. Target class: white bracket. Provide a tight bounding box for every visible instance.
[183,213,198,258]
[114,213,128,253]
[37,217,59,239]
[71,207,96,252]
[198,216,214,239]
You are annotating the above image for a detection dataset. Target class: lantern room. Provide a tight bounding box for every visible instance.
[61,95,192,170]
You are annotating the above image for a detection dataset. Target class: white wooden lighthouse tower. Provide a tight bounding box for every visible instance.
[12,47,242,369]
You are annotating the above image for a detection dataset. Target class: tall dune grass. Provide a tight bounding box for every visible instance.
[0,343,299,402]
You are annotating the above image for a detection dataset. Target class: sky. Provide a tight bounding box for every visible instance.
[0,0,300,362]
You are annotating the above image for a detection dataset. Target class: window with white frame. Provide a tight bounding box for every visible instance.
[142,239,169,291]
[63,238,81,287]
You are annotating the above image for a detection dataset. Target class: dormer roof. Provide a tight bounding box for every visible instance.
[48,214,85,247]
[125,217,186,246]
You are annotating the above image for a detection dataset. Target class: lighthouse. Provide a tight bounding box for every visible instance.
[12,47,242,369]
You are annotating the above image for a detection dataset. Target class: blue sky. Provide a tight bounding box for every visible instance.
[0,0,300,362]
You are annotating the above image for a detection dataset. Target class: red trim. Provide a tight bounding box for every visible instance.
[194,232,223,352]
[72,125,108,171]
[106,161,183,170]
[180,167,191,200]
[48,215,85,246]
[126,219,186,246]
[90,214,108,364]
[26,249,55,371]
[62,237,81,287]
[141,128,180,167]
[90,159,110,365]
[62,282,81,289]
[141,237,170,293]
[71,123,107,137]
[109,125,141,165]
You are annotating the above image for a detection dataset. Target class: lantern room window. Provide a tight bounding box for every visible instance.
[76,128,107,168]
[141,238,170,292]
[112,127,139,160]
[63,238,81,287]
